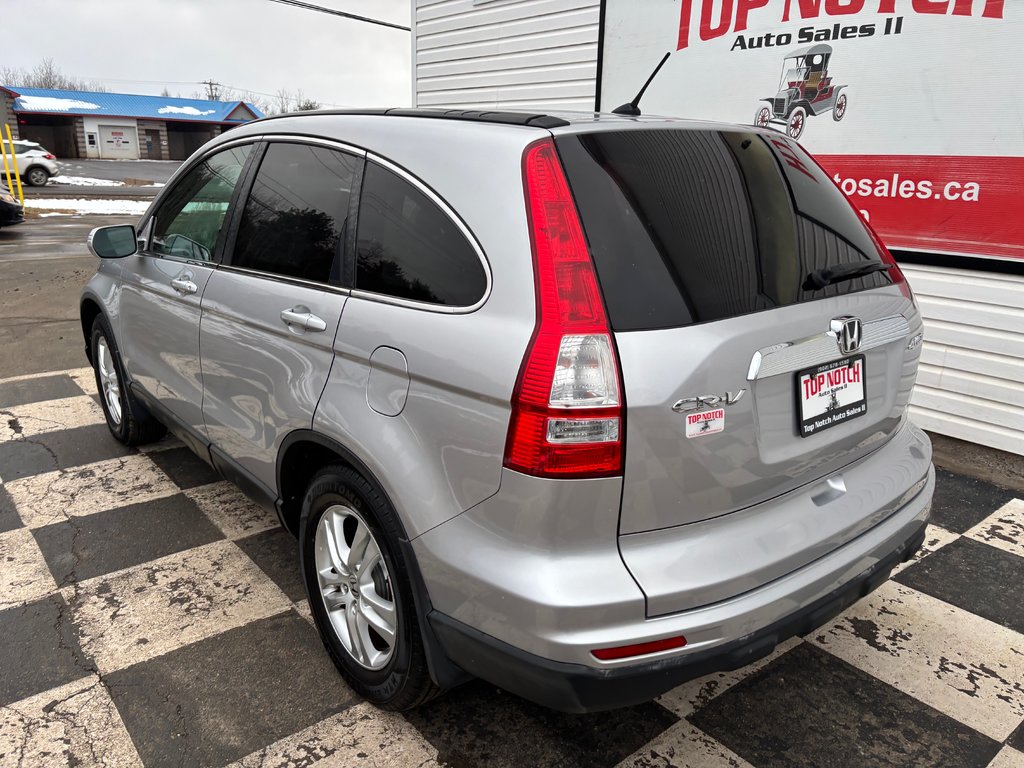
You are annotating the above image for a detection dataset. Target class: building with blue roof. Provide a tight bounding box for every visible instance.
[0,86,263,160]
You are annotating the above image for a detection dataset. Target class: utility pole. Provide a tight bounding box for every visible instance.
[201,79,220,101]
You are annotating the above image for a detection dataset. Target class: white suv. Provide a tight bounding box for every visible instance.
[12,140,58,186]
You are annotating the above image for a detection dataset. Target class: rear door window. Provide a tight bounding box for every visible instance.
[231,142,360,284]
[355,161,486,307]
[555,129,892,331]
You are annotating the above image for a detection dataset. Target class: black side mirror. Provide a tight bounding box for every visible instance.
[88,224,138,259]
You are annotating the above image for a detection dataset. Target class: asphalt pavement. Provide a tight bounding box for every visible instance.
[54,158,181,183]
[0,215,130,378]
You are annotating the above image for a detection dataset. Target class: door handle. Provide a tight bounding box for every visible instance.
[170,277,198,295]
[280,307,328,332]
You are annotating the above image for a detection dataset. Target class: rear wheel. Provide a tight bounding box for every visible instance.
[91,315,166,445]
[300,464,440,710]
[754,106,772,128]
[24,167,50,186]
[787,107,807,140]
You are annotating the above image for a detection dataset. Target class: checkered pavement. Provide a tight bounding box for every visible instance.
[1,367,1022,768]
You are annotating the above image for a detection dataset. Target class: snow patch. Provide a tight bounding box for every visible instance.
[50,175,125,187]
[18,95,101,112]
[26,198,151,215]
[158,106,216,116]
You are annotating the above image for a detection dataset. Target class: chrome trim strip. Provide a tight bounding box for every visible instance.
[747,315,910,381]
[355,151,493,315]
[262,134,367,158]
[216,264,352,297]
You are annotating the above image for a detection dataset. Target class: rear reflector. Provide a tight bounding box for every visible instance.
[592,636,687,661]
[504,139,624,479]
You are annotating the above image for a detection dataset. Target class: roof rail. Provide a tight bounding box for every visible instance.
[254,107,571,129]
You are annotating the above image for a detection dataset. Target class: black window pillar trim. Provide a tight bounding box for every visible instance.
[219,140,267,268]
[342,155,365,290]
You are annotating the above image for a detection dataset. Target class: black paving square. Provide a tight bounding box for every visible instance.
[0,594,91,707]
[147,446,220,489]
[0,484,20,533]
[894,536,1024,635]
[690,643,1000,768]
[235,528,305,601]
[0,424,133,481]
[106,611,356,767]
[1008,719,1024,751]
[0,374,83,408]
[33,495,224,586]
[404,679,679,768]
[929,468,1016,533]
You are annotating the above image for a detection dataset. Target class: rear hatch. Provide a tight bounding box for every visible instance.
[555,125,920,536]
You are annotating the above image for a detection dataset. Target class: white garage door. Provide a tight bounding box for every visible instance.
[98,125,139,159]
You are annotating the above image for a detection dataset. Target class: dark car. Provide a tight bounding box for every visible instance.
[0,183,24,227]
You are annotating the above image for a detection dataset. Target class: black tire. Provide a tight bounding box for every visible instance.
[90,315,167,446]
[24,166,50,187]
[299,464,440,710]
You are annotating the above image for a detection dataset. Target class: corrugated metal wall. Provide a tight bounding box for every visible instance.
[413,0,601,111]
[904,264,1024,456]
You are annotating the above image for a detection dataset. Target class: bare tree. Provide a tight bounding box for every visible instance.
[0,58,107,91]
[293,89,320,111]
[273,87,293,115]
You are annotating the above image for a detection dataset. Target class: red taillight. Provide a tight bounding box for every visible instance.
[592,636,687,661]
[504,139,624,479]
[864,221,916,305]
[43,153,56,160]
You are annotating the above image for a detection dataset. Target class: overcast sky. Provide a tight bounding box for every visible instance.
[1,0,411,108]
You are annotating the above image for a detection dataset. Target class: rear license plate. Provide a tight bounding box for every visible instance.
[796,355,866,437]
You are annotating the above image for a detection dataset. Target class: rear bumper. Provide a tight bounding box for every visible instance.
[431,513,928,713]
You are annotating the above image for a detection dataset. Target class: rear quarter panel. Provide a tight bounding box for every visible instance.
[306,116,541,537]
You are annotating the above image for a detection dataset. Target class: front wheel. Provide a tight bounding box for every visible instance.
[91,315,166,445]
[833,93,848,121]
[300,464,440,710]
[754,105,772,128]
[25,167,50,186]
[787,107,807,140]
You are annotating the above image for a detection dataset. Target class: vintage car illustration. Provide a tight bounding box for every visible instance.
[754,43,848,140]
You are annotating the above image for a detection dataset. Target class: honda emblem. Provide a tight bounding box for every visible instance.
[830,316,863,355]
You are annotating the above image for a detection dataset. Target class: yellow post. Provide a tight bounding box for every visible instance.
[4,125,24,204]
[0,131,15,199]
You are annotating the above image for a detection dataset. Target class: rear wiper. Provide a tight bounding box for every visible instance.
[803,261,890,290]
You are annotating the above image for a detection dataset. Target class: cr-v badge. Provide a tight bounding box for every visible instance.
[671,390,746,413]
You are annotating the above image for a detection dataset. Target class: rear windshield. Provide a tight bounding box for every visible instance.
[556,129,892,331]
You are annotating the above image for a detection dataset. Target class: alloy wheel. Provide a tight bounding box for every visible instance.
[314,504,398,670]
[96,336,122,425]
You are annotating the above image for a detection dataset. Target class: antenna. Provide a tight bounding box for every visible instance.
[611,52,671,117]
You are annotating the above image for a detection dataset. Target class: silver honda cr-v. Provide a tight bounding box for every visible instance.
[81,109,934,713]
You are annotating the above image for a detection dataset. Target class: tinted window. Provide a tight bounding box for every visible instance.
[232,142,359,284]
[13,143,37,155]
[556,129,892,331]
[355,162,486,306]
[150,144,251,262]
